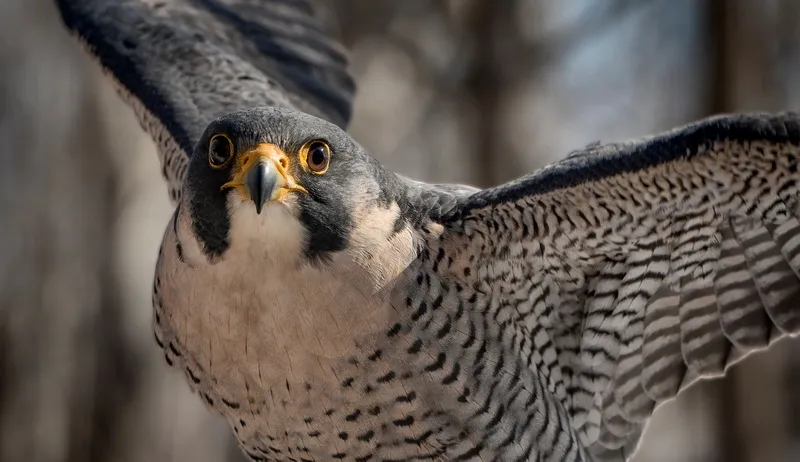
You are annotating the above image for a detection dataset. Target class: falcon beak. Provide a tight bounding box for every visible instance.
[222,143,307,213]
[245,159,277,215]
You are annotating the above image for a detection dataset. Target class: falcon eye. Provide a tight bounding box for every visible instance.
[208,134,234,169]
[303,141,331,174]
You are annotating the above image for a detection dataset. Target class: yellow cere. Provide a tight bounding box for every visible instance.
[221,143,308,202]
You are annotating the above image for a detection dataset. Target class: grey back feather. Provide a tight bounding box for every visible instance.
[398,175,480,222]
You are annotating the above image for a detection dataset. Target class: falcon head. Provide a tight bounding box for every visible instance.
[181,107,417,282]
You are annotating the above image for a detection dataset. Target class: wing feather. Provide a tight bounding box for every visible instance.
[55,0,354,202]
[437,112,800,460]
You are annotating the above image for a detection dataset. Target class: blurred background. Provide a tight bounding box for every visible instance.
[1,0,800,461]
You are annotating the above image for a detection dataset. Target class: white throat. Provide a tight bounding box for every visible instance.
[158,197,418,404]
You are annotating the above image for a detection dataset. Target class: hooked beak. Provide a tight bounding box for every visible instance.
[221,143,307,214]
[245,160,277,215]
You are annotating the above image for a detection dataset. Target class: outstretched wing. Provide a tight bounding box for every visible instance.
[56,0,355,202]
[440,113,800,460]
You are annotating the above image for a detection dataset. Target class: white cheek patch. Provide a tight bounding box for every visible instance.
[347,201,417,291]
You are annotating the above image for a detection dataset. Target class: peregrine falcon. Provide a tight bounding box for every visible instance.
[57,1,800,461]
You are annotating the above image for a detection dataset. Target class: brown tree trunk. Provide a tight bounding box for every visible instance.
[0,1,246,461]
[711,2,799,461]
[0,2,125,460]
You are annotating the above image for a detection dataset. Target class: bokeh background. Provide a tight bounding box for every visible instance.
[2,0,800,461]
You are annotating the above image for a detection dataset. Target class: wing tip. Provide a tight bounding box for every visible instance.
[55,0,196,156]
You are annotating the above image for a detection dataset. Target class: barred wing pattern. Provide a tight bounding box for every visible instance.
[440,113,800,460]
[56,0,354,202]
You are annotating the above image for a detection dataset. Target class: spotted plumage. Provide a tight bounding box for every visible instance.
[58,1,800,461]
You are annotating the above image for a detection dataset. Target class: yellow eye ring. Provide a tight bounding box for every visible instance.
[300,140,331,174]
[208,134,234,169]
